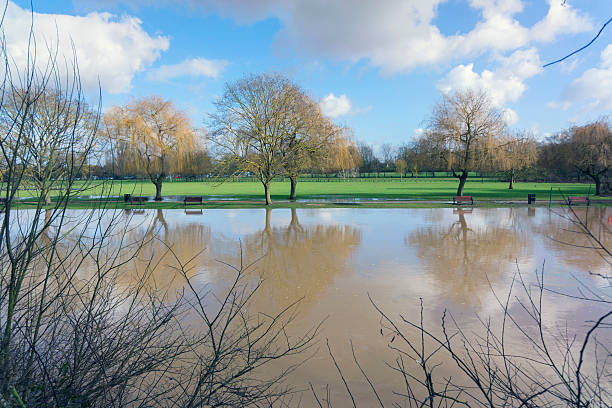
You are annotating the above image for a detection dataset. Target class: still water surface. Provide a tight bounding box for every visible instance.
[105,207,612,404]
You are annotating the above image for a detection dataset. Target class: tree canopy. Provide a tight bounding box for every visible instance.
[104,96,199,200]
[425,89,507,195]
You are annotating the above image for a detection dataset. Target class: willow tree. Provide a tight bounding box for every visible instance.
[323,128,361,177]
[567,120,611,195]
[209,73,301,205]
[104,96,197,200]
[426,89,506,196]
[497,131,537,189]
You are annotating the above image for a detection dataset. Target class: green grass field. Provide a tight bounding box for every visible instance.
[11,177,609,209]
[59,178,600,201]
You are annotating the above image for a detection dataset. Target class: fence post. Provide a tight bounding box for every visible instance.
[549,186,552,209]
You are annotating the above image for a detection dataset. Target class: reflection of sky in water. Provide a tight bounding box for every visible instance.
[142,207,612,313]
[12,206,611,404]
[13,207,611,312]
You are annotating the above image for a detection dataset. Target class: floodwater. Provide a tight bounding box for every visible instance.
[35,207,612,405]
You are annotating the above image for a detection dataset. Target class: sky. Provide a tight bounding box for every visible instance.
[4,0,611,154]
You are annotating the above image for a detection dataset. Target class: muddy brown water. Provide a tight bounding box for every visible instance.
[36,207,612,405]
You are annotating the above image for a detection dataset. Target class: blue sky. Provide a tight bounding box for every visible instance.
[6,0,611,153]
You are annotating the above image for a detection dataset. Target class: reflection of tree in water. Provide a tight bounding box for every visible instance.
[235,208,362,309]
[116,209,216,294]
[538,207,611,274]
[406,209,528,306]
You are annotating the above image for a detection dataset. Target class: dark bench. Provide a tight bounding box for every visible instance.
[568,196,589,206]
[184,196,203,206]
[453,196,473,205]
[130,196,149,205]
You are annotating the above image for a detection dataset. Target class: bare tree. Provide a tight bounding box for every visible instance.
[0,88,99,205]
[380,143,395,171]
[425,89,507,195]
[280,89,339,200]
[209,73,300,205]
[357,142,378,174]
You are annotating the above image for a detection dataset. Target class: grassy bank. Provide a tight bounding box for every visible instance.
[9,178,610,209]
[43,178,599,201]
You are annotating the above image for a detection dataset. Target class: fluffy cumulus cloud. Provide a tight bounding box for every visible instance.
[4,1,169,94]
[530,0,593,42]
[148,57,228,81]
[437,48,542,107]
[319,93,352,119]
[76,0,592,73]
[555,45,612,112]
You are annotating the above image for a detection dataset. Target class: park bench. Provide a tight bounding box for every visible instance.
[453,196,473,205]
[568,196,589,206]
[184,196,203,206]
[130,196,149,205]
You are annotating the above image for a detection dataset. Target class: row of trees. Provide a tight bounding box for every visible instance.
[361,91,610,196]
[99,74,359,204]
[8,82,610,205]
[209,73,359,204]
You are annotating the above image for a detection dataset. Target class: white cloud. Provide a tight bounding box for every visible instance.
[437,48,542,107]
[320,93,352,119]
[225,0,589,73]
[4,1,169,94]
[530,0,592,43]
[76,0,593,73]
[554,45,612,112]
[148,57,228,81]
[502,108,519,125]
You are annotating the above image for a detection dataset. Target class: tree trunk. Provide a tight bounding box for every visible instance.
[154,179,163,201]
[508,169,514,190]
[456,170,468,196]
[43,189,51,206]
[263,181,272,205]
[594,175,601,196]
[289,176,297,201]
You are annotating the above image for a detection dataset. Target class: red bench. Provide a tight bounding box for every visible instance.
[184,196,203,206]
[568,196,589,206]
[453,196,474,205]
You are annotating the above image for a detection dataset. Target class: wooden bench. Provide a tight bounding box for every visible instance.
[453,196,473,205]
[568,196,589,206]
[130,196,149,205]
[184,196,203,206]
